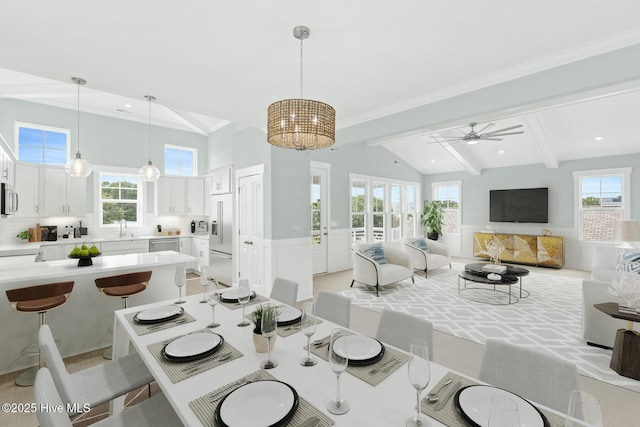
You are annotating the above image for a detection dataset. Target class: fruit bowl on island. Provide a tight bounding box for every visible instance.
[68,244,101,267]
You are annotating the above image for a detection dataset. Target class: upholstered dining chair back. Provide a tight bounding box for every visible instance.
[375,308,433,359]
[270,277,299,307]
[34,368,73,427]
[479,338,579,413]
[314,291,351,328]
[39,324,154,415]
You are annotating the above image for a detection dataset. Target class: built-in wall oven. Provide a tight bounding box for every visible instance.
[1,183,18,217]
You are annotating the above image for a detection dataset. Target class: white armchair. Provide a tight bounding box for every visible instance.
[351,243,414,297]
[401,237,451,277]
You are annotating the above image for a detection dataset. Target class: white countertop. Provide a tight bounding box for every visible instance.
[0,250,196,287]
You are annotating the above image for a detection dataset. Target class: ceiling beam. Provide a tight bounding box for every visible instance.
[163,107,211,136]
[521,113,559,169]
[432,135,482,176]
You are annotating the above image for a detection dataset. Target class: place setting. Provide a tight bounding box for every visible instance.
[146,328,243,383]
[124,304,196,335]
[189,369,334,427]
[418,371,566,427]
[218,285,269,310]
[308,328,408,386]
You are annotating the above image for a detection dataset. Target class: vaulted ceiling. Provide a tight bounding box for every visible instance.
[1,0,640,174]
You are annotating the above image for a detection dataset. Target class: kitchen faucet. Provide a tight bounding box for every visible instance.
[119,219,127,238]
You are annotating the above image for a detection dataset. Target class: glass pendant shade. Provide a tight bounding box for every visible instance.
[65,152,92,178]
[139,160,161,182]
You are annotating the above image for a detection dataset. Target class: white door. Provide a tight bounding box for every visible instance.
[237,173,263,291]
[311,166,329,274]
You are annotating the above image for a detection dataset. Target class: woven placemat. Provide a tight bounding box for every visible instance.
[219,293,269,310]
[189,370,334,427]
[419,372,565,427]
[308,335,408,387]
[125,308,196,336]
[147,329,243,383]
[277,318,324,338]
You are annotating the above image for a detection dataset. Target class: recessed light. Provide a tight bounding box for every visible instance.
[124,104,132,108]
[594,136,604,141]
[498,150,505,154]
[430,160,435,163]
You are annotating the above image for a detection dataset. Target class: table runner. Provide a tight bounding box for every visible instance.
[419,372,566,427]
[308,335,408,386]
[189,369,334,427]
[125,308,196,335]
[146,329,243,383]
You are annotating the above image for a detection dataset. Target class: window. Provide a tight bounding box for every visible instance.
[433,181,461,235]
[350,174,421,243]
[165,144,197,176]
[15,122,69,166]
[99,172,142,227]
[574,168,631,241]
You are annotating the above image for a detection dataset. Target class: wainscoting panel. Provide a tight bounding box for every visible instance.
[327,228,352,273]
[266,237,313,301]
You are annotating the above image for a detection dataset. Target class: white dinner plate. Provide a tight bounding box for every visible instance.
[276,306,303,326]
[215,380,298,427]
[332,335,384,364]
[134,305,183,323]
[455,385,549,427]
[164,332,222,359]
[220,288,256,303]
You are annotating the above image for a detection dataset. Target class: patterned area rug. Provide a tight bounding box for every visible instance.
[342,264,640,393]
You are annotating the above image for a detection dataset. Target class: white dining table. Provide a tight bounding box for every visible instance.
[111,292,564,427]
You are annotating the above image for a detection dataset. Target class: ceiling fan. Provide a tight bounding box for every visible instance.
[433,122,524,145]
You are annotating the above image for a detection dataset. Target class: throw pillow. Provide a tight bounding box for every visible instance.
[359,242,387,265]
[615,251,640,274]
[407,237,429,252]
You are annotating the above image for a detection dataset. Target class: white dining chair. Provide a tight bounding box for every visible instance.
[34,368,182,427]
[375,308,433,359]
[479,338,579,413]
[270,277,299,307]
[314,291,351,328]
[38,324,154,416]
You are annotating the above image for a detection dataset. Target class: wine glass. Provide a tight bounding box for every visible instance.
[299,301,318,367]
[327,328,350,415]
[405,338,430,427]
[565,390,603,427]
[199,266,210,303]
[260,303,278,369]
[207,290,220,328]
[488,395,520,427]
[236,283,251,327]
[174,265,186,304]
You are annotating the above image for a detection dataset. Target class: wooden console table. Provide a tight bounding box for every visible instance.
[594,302,640,380]
[472,232,564,268]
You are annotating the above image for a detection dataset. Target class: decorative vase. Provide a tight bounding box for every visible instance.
[252,331,277,353]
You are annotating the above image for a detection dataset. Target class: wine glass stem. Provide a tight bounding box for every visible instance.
[211,306,216,323]
[267,337,271,363]
[306,336,311,360]
[177,287,181,301]
[241,305,245,323]
[415,389,422,423]
[335,374,342,406]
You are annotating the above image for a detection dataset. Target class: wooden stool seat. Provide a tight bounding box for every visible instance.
[102,283,146,298]
[5,281,74,387]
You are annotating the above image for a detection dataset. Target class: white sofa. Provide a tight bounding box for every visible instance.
[401,238,451,277]
[351,243,414,297]
[582,245,627,348]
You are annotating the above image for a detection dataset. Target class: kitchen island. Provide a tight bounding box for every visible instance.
[0,250,196,376]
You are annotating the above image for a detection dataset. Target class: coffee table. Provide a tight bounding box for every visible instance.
[464,263,530,298]
[458,271,520,305]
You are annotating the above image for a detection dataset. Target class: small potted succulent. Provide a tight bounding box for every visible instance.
[249,304,279,353]
[16,230,31,243]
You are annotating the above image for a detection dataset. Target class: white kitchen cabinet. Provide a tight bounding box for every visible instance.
[37,245,62,261]
[14,163,40,217]
[101,239,149,256]
[193,237,209,269]
[0,144,14,185]
[209,166,231,195]
[41,167,87,217]
[180,237,197,270]
[156,177,187,215]
[187,178,205,215]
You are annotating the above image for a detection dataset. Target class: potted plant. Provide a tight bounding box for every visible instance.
[249,304,279,353]
[16,230,31,243]
[421,200,444,240]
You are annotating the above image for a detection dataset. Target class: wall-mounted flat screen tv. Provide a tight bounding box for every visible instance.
[490,187,548,223]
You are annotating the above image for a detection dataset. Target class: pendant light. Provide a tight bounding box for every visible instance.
[267,26,335,150]
[65,77,92,177]
[139,95,160,181]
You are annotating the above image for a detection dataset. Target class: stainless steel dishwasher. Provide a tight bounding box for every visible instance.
[148,237,180,253]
